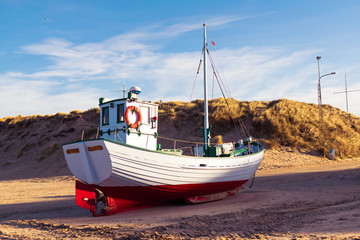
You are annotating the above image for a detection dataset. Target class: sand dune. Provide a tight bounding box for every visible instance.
[1,149,359,239]
[1,103,360,239]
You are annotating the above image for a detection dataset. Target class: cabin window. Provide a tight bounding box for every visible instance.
[140,106,150,125]
[117,104,125,123]
[102,107,109,125]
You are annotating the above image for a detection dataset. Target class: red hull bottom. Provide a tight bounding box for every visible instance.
[75,179,249,216]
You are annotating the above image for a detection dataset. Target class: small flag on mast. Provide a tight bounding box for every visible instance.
[211,40,215,46]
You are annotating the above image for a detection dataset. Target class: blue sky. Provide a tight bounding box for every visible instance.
[1,0,360,117]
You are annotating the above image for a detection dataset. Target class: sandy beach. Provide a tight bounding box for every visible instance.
[1,149,359,239]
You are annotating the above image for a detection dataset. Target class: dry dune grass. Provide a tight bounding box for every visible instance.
[0,108,99,179]
[1,98,360,178]
[1,99,360,239]
[253,99,360,158]
[159,98,360,158]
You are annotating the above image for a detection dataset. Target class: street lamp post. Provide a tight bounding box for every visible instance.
[316,56,336,157]
[317,56,322,105]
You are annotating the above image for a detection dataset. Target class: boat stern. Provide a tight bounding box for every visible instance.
[62,140,112,184]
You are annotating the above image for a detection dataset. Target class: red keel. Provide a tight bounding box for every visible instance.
[75,179,249,216]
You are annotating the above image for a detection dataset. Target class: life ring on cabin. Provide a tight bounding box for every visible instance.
[125,106,142,129]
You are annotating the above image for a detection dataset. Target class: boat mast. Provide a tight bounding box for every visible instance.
[203,23,210,151]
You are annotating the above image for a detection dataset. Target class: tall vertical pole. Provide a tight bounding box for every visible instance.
[316,56,325,157]
[203,23,210,151]
[317,56,322,105]
[333,74,360,112]
[345,73,349,112]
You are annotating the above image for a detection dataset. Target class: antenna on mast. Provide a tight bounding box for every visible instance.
[123,56,126,98]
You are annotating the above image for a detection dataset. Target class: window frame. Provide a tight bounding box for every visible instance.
[102,106,110,126]
[117,104,125,123]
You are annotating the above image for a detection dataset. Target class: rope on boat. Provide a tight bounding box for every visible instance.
[241,173,256,190]
[248,173,256,188]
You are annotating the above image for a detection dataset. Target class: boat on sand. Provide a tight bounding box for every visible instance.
[62,24,264,216]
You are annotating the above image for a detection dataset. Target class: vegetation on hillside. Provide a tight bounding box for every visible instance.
[159,98,360,158]
[0,109,99,170]
[1,98,360,166]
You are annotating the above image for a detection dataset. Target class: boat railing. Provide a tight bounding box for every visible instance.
[80,127,262,157]
[157,135,263,157]
[157,136,204,156]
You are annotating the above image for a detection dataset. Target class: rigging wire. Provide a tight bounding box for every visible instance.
[208,44,232,98]
[189,48,204,101]
[179,48,204,141]
[212,71,215,99]
[206,48,250,138]
[207,51,243,138]
[180,43,251,144]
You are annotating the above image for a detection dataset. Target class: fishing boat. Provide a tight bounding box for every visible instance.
[62,24,264,216]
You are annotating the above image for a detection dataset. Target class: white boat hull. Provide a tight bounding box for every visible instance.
[63,139,263,215]
[63,139,263,186]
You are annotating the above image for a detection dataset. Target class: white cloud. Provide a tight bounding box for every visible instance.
[2,18,360,118]
[0,72,99,117]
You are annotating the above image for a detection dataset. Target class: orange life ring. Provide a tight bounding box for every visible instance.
[125,106,142,129]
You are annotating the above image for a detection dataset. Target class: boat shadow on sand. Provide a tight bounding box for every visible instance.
[2,167,359,224]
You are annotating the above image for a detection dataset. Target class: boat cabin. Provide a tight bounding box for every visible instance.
[99,87,159,151]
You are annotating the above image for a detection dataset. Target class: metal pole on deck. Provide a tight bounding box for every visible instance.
[203,23,210,151]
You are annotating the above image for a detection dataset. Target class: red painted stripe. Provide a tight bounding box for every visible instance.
[75,179,249,215]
